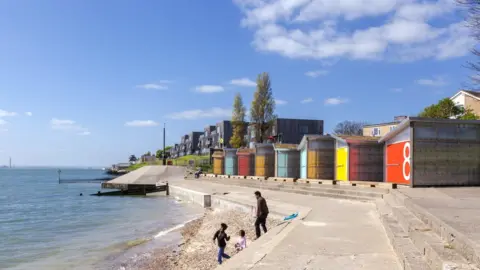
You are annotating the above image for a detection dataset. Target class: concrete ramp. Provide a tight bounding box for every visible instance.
[102,166,186,190]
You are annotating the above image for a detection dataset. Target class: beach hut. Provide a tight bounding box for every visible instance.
[297,135,335,180]
[273,144,300,178]
[331,135,384,182]
[212,148,224,175]
[378,117,480,187]
[224,148,238,176]
[237,148,255,176]
[254,143,275,177]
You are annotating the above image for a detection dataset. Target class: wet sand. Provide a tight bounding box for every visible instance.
[139,208,281,270]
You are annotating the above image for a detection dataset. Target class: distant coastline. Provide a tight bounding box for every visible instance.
[0,166,105,169]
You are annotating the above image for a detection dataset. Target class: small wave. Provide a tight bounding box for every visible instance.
[153,217,199,239]
[126,238,150,248]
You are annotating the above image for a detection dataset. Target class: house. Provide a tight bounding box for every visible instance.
[196,135,204,155]
[141,154,157,163]
[170,144,179,159]
[245,118,324,146]
[185,131,203,155]
[363,116,407,137]
[199,125,216,155]
[179,134,189,157]
[450,90,480,116]
[215,120,233,148]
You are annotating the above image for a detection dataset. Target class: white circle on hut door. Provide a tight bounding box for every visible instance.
[303,221,327,227]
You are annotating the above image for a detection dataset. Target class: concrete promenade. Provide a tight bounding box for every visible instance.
[118,166,480,269]
[170,179,401,270]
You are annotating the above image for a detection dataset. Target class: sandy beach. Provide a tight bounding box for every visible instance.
[137,208,282,270]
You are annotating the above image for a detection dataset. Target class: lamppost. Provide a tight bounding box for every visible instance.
[163,123,166,165]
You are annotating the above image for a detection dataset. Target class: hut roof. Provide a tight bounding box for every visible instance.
[298,134,332,150]
[273,143,298,150]
[331,135,379,143]
[237,148,255,154]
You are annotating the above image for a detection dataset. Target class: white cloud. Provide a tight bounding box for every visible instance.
[194,85,225,93]
[0,119,7,125]
[416,76,447,87]
[230,78,257,87]
[305,70,329,78]
[124,120,159,127]
[275,99,287,105]
[136,83,168,90]
[166,107,231,120]
[0,109,17,117]
[233,0,474,62]
[301,98,313,103]
[25,112,33,116]
[324,97,348,105]
[136,80,172,90]
[0,128,7,132]
[391,88,403,93]
[78,131,91,136]
[50,118,90,135]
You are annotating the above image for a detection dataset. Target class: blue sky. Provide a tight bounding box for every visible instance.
[0,0,475,167]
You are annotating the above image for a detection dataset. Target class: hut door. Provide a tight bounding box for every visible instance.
[300,149,307,179]
[277,151,287,177]
[386,141,411,185]
[336,147,348,181]
[213,158,223,175]
[225,157,234,175]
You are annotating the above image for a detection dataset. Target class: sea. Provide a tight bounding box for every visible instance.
[0,168,203,270]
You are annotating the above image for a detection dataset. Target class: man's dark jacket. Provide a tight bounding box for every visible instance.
[256,196,269,217]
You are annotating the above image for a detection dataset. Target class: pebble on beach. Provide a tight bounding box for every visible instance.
[141,208,281,270]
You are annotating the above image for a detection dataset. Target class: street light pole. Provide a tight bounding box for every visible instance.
[163,123,166,165]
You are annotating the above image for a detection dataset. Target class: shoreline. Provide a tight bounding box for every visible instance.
[136,208,281,270]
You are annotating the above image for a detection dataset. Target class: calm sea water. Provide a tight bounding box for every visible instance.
[0,168,203,270]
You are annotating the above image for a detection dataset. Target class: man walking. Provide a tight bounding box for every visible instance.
[254,191,269,239]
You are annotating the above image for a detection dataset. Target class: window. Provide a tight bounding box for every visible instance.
[300,125,309,133]
[389,126,396,131]
[372,128,381,136]
[251,129,256,138]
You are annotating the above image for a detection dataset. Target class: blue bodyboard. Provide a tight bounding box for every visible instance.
[284,212,298,221]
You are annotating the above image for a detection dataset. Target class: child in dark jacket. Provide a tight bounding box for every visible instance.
[213,223,231,264]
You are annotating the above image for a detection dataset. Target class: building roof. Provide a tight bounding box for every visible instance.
[464,90,480,98]
[451,90,480,101]
[363,121,400,128]
[378,117,480,143]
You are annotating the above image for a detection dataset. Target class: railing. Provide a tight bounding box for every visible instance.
[169,159,210,167]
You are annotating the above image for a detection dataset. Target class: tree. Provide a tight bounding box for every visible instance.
[457,0,480,87]
[129,155,137,162]
[418,97,479,119]
[156,149,163,159]
[333,121,366,136]
[156,146,173,159]
[250,72,276,143]
[230,93,247,148]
